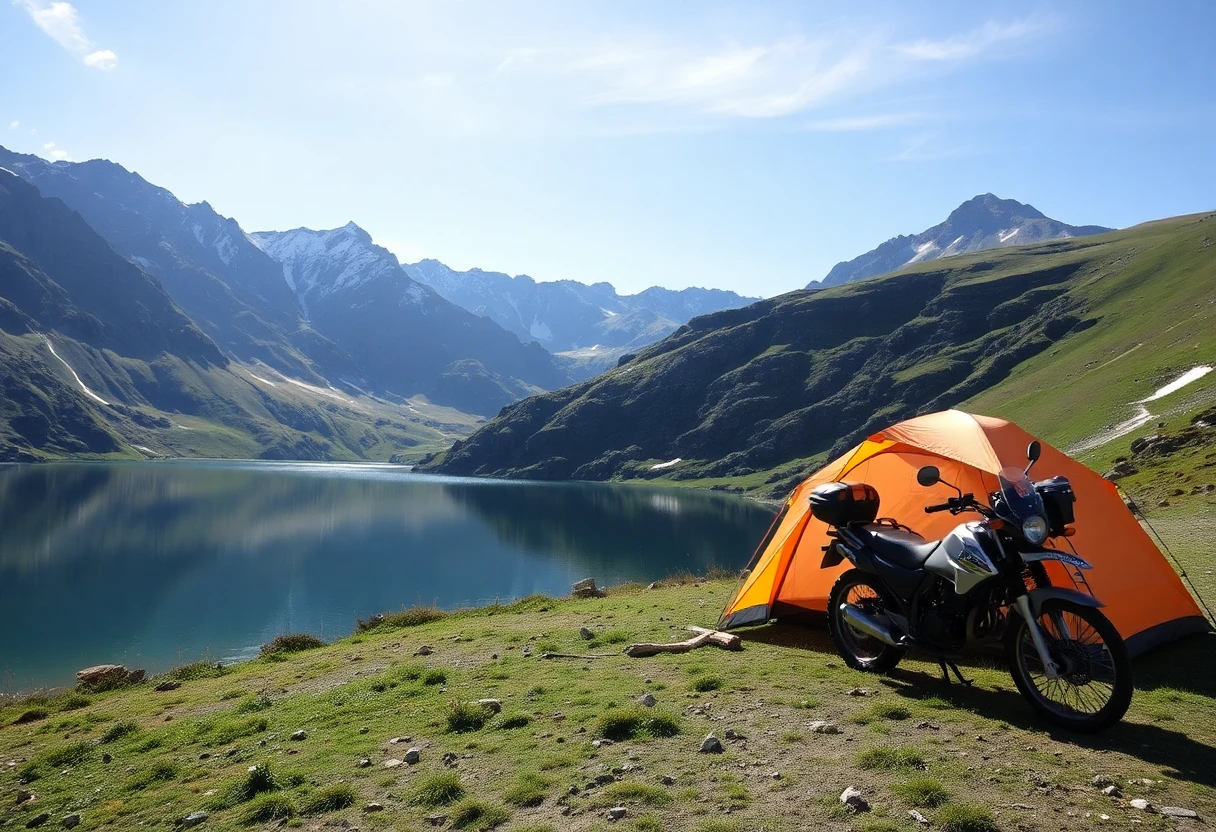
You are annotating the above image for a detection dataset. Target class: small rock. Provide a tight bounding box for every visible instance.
[646,582,658,590]
[1129,799,1155,812]
[724,728,739,740]
[477,699,503,714]
[101,753,112,764]
[290,730,307,741]
[26,814,51,829]
[364,802,385,812]
[568,785,579,795]
[579,627,594,640]
[840,787,869,813]
[591,739,613,749]
[383,759,403,769]
[1159,807,1199,819]
[225,748,239,757]
[661,775,676,786]
[154,680,181,692]
[180,813,208,829]
[808,721,841,734]
[415,645,434,656]
[1008,803,1037,810]
[358,759,371,768]
[1103,785,1122,797]
[699,734,724,753]
[16,789,34,804]
[427,814,447,826]
[405,748,421,764]
[846,688,869,697]
[770,771,781,780]
[914,721,940,730]
[639,693,657,707]
[909,809,929,825]
[1092,775,1115,788]
[607,806,627,820]
[60,815,81,830]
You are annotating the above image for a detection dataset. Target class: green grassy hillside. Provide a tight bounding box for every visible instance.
[2,580,1211,832]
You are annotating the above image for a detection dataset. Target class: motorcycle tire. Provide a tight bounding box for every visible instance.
[827,569,905,673]
[1006,598,1133,733]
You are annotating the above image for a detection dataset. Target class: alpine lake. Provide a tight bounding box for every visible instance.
[0,461,776,691]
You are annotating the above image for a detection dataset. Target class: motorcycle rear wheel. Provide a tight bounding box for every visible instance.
[1007,599,1132,732]
[828,569,905,673]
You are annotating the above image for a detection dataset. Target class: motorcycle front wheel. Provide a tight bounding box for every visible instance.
[1007,598,1133,732]
[827,569,905,673]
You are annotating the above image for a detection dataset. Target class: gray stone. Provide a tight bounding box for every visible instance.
[415,645,434,656]
[661,775,676,786]
[770,772,781,780]
[181,810,208,827]
[572,578,605,598]
[846,688,869,697]
[840,787,869,813]
[579,627,594,640]
[1159,807,1199,819]
[154,680,181,692]
[290,730,307,741]
[909,809,929,825]
[358,759,372,768]
[1092,774,1114,788]
[607,806,627,820]
[699,734,724,753]
[808,721,841,734]
[383,759,403,768]
[1129,798,1156,812]
[477,699,503,714]
[60,816,81,830]
[364,802,385,812]
[405,747,421,764]
[101,752,112,764]
[1102,785,1122,797]
[26,814,51,829]
[639,693,657,707]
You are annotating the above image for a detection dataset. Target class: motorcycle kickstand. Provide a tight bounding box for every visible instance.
[938,661,973,687]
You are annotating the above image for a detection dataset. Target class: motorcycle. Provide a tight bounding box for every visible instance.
[816,441,1132,732]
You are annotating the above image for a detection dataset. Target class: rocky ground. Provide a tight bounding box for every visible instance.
[1,579,1212,832]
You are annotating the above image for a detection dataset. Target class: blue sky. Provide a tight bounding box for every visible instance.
[2,1,1214,297]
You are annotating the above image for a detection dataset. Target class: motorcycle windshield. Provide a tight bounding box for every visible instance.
[997,466,1046,524]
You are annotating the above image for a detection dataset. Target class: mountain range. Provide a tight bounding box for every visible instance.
[814,194,1111,288]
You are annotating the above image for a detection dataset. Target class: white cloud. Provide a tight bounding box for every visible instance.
[42,142,72,161]
[896,20,1042,62]
[7,121,18,130]
[17,1,118,70]
[884,133,979,163]
[803,112,926,131]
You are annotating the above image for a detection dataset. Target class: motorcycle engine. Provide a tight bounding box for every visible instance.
[917,579,969,651]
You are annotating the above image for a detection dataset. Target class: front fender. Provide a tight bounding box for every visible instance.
[1020,587,1104,619]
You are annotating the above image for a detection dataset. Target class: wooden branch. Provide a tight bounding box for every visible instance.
[687,626,743,651]
[623,630,715,658]
[539,652,613,660]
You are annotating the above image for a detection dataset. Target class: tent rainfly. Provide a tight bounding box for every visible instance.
[719,410,1210,656]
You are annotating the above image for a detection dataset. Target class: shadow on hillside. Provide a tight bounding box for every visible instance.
[742,623,1216,788]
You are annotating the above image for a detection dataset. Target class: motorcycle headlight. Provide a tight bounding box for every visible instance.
[1022,515,1049,544]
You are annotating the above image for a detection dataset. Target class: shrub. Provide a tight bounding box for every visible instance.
[216,763,281,807]
[12,708,48,725]
[423,669,448,686]
[357,606,447,632]
[446,701,493,733]
[858,747,925,770]
[101,721,139,743]
[302,783,358,815]
[634,817,664,832]
[260,633,325,657]
[165,661,227,681]
[937,804,999,832]
[496,714,531,730]
[234,695,273,714]
[240,794,297,825]
[449,798,509,830]
[692,676,724,693]
[409,773,466,807]
[503,772,550,807]
[17,741,95,781]
[595,709,680,741]
[892,777,950,808]
[56,694,92,711]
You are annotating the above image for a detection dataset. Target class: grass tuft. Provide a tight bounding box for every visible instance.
[100,721,139,743]
[13,708,48,725]
[503,772,550,807]
[409,773,466,807]
[937,804,999,832]
[423,668,448,686]
[892,777,950,808]
[165,661,227,681]
[448,798,509,830]
[18,741,94,781]
[125,761,178,791]
[857,747,925,770]
[301,783,358,815]
[240,793,297,825]
[446,700,493,733]
[357,605,447,632]
[234,694,272,713]
[594,782,673,807]
[496,713,531,730]
[260,633,325,657]
[691,675,724,693]
[595,708,680,741]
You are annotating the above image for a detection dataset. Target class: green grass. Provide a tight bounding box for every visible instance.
[301,783,357,814]
[409,773,467,807]
[892,777,950,808]
[691,675,724,693]
[260,633,325,657]
[857,747,925,770]
[357,605,448,632]
[446,700,494,733]
[595,708,681,740]
[448,798,510,830]
[593,782,674,807]
[239,793,296,825]
[100,720,139,743]
[936,804,999,832]
[502,772,551,807]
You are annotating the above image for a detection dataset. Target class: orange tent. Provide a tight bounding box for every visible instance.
[719,410,1209,656]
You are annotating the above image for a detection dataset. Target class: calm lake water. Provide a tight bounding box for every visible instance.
[0,461,775,690]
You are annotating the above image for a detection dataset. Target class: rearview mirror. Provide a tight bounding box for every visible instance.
[916,466,941,487]
[1027,440,1041,462]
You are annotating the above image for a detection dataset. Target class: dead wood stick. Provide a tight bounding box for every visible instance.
[687,626,743,651]
[623,630,715,658]
[539,652,613,660]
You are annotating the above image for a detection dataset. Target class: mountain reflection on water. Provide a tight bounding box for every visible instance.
[0,461,775,690]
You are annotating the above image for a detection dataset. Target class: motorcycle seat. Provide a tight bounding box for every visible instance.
[854,525,941,570]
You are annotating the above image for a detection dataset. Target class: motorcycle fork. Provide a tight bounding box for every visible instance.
[990,532,1062,680]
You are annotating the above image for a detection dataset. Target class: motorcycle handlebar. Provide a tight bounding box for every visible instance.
[924,502,952,513]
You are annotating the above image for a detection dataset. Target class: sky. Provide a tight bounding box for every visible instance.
[2,1,1214,298]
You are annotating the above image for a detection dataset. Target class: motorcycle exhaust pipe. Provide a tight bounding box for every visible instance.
[839,603,901,646]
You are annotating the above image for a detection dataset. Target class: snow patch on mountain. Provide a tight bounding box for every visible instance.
[529,317,553,342]
[998,227,1020,243]
[905,240,940,266]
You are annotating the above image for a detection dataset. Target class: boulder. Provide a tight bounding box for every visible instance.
[61,815,81,829]
[1159,807,1199,819]
[579,627,594,640]
[405,748,421,764]
[1129,798,1155,812]
[364,803,385,812]
[75,665,143,690]
[840,787,869,813]
[699,734,724,753]
[477,699,503,714]
[573,578,605,598]
[26,814,51,829]
[607,806,627,820]
[808,721,841,734]
[638,693,657,707]
[154,680,181,692]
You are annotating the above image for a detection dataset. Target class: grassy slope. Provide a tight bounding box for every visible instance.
[1,580,1211,832]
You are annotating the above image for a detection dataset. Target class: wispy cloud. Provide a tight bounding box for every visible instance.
[7,121,19,130]
[884,133,980,163]
[42,141,72,161]
[895,20,1043,62]
[803,112,926,131]
[16,0,119,70]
